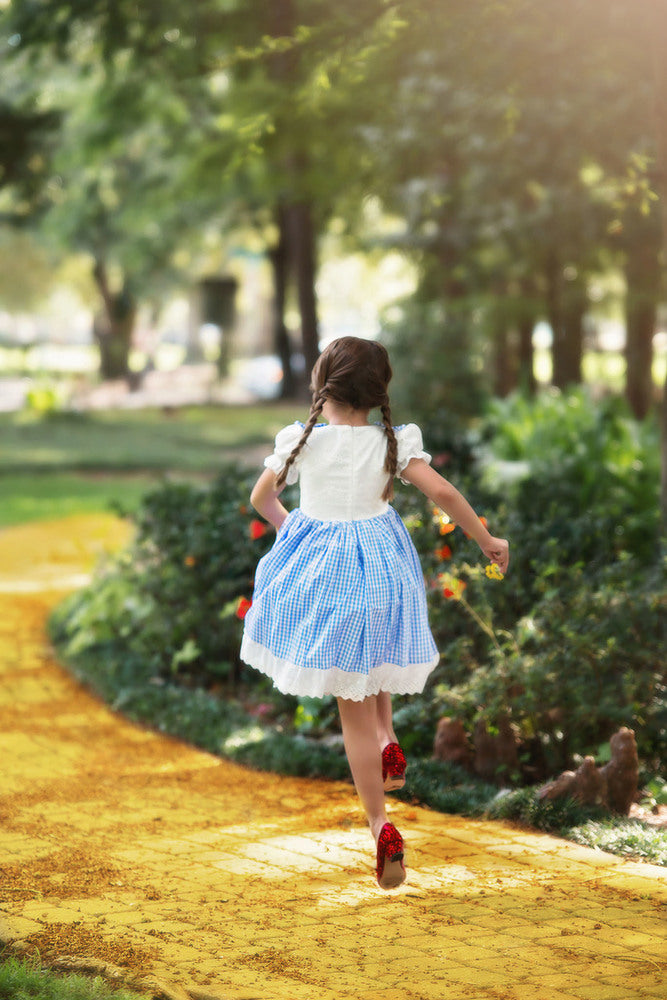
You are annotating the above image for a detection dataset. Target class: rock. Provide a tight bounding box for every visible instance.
[538,727,638,816]
[433,717,473,768]
[473,715,520,782]
[600,726,639,815]
[539,756,607,808]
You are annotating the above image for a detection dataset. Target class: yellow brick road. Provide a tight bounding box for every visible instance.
[0,515,665,1000]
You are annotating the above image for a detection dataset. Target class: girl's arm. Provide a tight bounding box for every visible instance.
[401,458,510,574]
[250,468,289,530]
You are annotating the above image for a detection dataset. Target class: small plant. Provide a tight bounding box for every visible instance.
[0,954,147,1000]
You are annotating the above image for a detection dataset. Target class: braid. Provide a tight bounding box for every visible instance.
[275,388,327,490]
[380,401,398,502]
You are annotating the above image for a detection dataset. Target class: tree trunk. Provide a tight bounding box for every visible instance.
[268,0,320,390]
[284,199,320,380]
[517,277,538,395]
[517,314,536,396]
[92,260,136,382]
[492,322,513,397]
[547,260,585,389]
[270,206,296,399]
[624,240,659,419]
[490,300,519,398]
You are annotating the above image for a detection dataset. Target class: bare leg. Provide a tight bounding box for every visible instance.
[337,695,388,842]
[375,691,398,750]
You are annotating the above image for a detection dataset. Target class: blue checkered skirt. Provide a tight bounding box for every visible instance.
[240,506,439,701]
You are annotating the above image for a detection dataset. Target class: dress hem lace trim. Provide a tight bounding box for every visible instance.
[240,635,439,702]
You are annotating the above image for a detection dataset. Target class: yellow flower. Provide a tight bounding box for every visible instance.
[485,562,504,581]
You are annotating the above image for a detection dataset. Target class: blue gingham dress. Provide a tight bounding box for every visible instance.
[240,422,439,701]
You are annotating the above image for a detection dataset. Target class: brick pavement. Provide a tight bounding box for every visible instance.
[0,515,665,1000]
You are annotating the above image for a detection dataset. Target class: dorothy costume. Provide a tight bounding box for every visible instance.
[240,422,440,701]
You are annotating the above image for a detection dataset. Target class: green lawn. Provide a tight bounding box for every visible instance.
[0,403,304,526]
[0,404,304,472]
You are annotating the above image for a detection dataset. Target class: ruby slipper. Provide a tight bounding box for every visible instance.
[382,742,407,791]
[376,822,406,890]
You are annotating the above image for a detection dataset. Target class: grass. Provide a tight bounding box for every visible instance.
[0,404,304,473]
[0,473,157,527]
[0,955,148,1000]
[0,403,304,526]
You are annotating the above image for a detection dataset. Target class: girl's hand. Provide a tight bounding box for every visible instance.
[482,536,509,575]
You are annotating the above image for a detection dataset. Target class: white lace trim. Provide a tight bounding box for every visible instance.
[240,634,439,702]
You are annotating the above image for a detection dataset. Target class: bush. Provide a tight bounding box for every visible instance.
[56,468,285,687]
[482,388,661,613]
[393,388,664,775]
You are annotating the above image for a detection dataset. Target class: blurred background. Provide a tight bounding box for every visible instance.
[0,0,665,418]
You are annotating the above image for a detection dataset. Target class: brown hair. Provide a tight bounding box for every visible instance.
[275,336,398,500]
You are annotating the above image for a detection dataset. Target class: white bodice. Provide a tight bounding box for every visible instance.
[264,422,431,521]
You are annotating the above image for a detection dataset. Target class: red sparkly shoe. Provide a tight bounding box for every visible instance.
[376,822,406,890]
[382,742,407,791]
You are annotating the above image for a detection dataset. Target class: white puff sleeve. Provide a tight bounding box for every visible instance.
[263,422,305,485]
[396,423,432,484]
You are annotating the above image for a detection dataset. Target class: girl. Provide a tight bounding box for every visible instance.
[241,336,509,890]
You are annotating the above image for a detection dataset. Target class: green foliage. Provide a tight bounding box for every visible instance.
[395,388,664,774]
[567,818,667,865]
[0,955,147,1000]
[485,787,609,832]
[54,467,281,684]
[382,296,487,426]
[485,389,661,596]
[641,777,667,810]
[395,760,498,817]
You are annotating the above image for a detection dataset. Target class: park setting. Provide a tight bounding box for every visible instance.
[1,1,666,999]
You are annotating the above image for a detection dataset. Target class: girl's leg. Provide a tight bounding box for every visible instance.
[375,690,398,750]
[376,691,406,790]
[337,695,387,842]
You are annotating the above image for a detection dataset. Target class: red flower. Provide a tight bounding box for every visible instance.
[236,596,252,619]
[435,544,452,560]
[249,519,268,540]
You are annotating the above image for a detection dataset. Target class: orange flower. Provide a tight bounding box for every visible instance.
[239,504,248,515]
[184,555,196,567]
[435,544,452,560]
[249,519,268,540]
[432,508,455,535]
[236,596,252,619]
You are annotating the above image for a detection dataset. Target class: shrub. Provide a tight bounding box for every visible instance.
[55,468,285,687]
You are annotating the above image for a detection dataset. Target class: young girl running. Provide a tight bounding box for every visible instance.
[241,336,509,890]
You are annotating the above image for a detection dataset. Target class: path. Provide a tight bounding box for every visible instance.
[0,515,665,1000]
